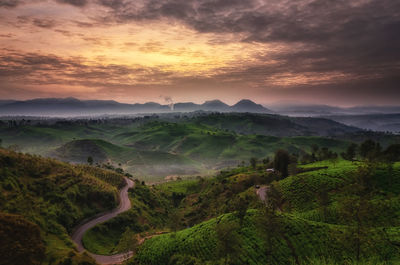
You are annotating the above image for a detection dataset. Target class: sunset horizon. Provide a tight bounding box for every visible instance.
[1,0,399,106]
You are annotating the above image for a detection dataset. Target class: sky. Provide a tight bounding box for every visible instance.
[0,0,399,106]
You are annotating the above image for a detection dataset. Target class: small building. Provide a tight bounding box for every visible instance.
[266,168,275,173]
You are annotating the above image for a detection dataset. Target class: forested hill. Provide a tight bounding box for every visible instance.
[0,148,126,265]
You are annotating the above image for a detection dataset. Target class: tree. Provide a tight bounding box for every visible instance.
[300,153,314,164]
[316,184,330,222]
[257,185,283,263]
[359,139,381,161]
[215,220,241,265]
[169,210,182,235]
[262,157,270,165]
[338,195,371,263]
[383,144,400,163]
[341,143,358,161]
[87,156,93,165]
[311,144,319,154]
[274,149,290,178]
[250,157,257,169]
[169,254,201,265]
[233,196,249,226]
[116,227,138,253]
[337,164,375,262]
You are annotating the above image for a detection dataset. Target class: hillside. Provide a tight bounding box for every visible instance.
[0,148,126,264]
[127,160,400,264]
[77,157,400,264]
[324,113,400,133]
[188,112,359,136]
[132,211,400,265]
[1,113,399,181]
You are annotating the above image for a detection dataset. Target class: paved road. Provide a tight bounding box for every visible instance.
[71,177,135,265]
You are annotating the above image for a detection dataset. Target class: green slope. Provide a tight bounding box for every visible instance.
[133,211,400,265]
[0,148,125,264]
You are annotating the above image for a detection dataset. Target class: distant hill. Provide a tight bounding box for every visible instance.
[53,139,120,163]
[271,103,400,116]
[201,100,230,111]
[0,98,272,116]
[3,112,399,181]
[231,99,271,113]
[323,113,400,133]
[270,104,345,116]
[0,100,17,106]
[189,112,360,137]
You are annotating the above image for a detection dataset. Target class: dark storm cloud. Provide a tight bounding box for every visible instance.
[93,0,400,97]
[32,18,57,29]
[0,50,174,88]
[56,0,88,7]
[0,0,22,8]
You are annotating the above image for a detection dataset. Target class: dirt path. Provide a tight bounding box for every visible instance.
[256,185,269,202]
[71,177,135,265]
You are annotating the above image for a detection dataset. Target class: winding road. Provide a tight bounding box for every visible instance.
[256,185,269,202]
[71,177,135,265]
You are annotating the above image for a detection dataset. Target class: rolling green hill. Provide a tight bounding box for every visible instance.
[77,157,400,265]
[0,148,126,264]
[132,210,400,265]
[1,113,399,181]
[127,161,400,264]
[188,112,360,136]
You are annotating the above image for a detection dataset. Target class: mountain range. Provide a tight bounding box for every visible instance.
[0,98,272,116]
[0,98,399,118]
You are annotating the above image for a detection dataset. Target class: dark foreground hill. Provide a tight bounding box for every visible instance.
[0,148,126,264]
[79,158,400,265]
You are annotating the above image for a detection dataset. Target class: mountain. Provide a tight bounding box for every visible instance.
[174,102,201,112]
[0,100,17,106]
[201,100,230,111]
[231,99,272,113]
[0,98,272,116]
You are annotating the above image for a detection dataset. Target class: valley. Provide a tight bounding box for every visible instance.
[1,110,399,265]
[1,112,393,182]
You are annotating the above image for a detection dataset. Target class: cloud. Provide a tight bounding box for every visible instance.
[94,0,400,80]
[1,0,399,105]
[1,48,399,105]
[32,18,57,28]
[0,50,174,88]
[0,0,22,8]
[56,0,88,7]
